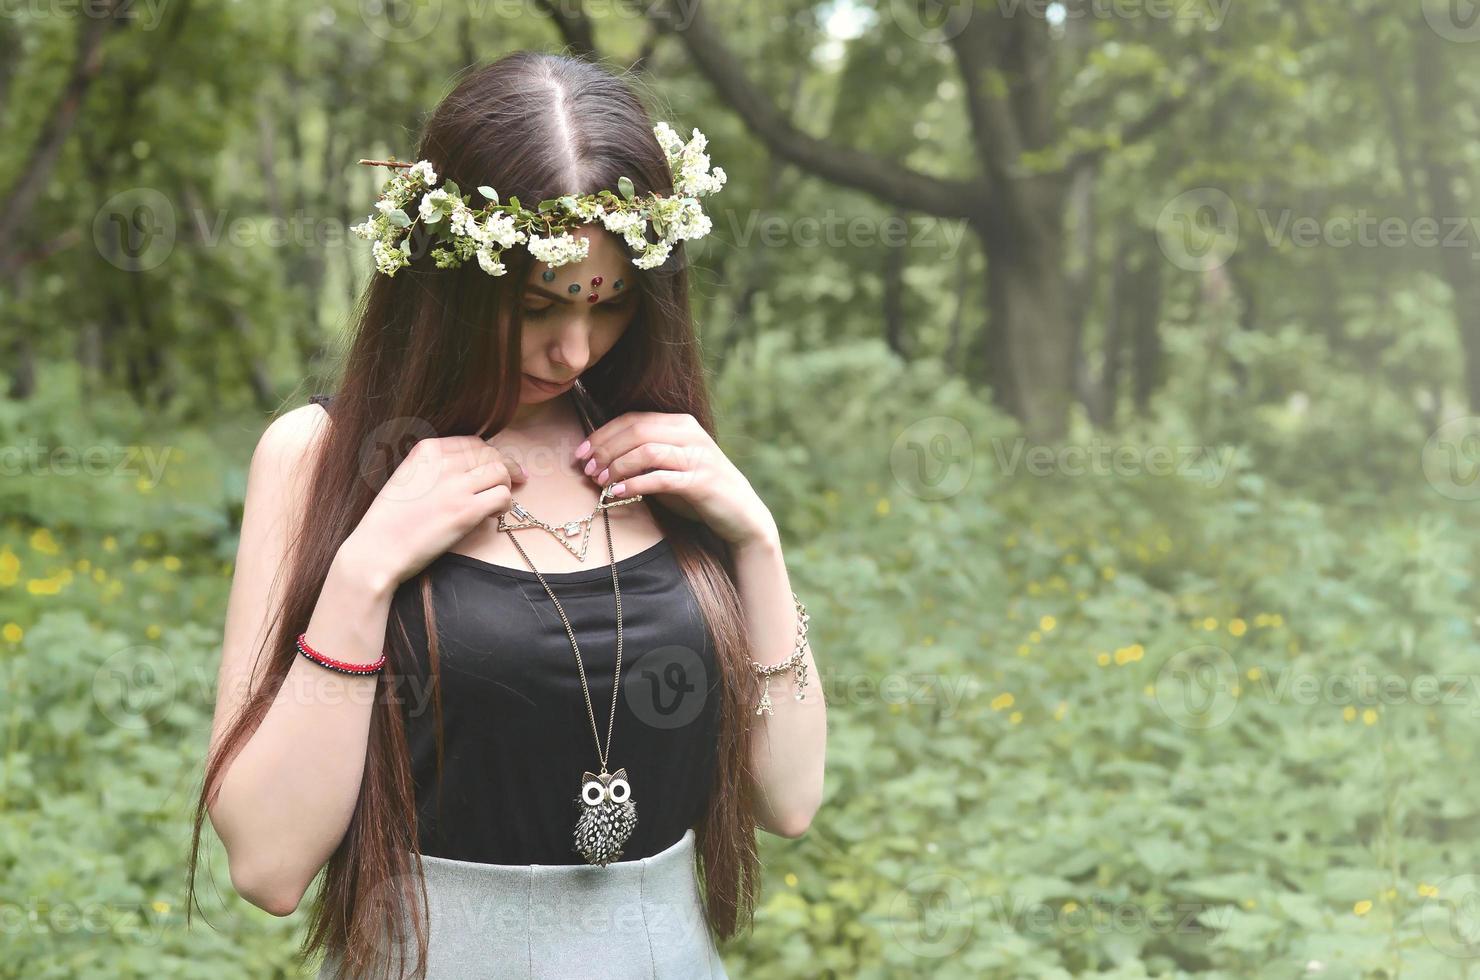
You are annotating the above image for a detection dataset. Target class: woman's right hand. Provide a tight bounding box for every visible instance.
[342,434,528,588]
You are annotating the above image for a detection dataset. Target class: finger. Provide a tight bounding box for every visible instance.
[583,416,687,472]
[607,469,687,500]
[600,443,692,484]
[469,441,527,480]
[472,482,514,515]
[466,457,525,491]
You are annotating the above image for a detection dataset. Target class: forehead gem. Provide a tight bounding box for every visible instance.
[613,279,624,290]
[541,269,556,282]
[587,292,599,303]
[567,283,581,294]
[591,276,603,286]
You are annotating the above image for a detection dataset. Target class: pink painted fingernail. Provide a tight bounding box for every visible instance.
[576,439,590,459]
[597,467,609,483]
[584,457,597,476]
[611,483,625,496]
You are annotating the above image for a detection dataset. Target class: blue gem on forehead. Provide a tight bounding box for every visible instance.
[567,283,581,294]
[541,270,556,281]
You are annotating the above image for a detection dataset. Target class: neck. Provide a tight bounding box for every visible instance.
[505,390,579,436]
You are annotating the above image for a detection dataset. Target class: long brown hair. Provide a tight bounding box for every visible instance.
[186,51,762,979]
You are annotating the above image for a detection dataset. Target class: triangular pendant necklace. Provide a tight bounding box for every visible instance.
[496,485,643,560]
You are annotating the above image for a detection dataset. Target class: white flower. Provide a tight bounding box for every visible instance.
[371,239,408,276]
[663,199,711,241]
[449,201,479,239]
[601,210,645,237]
[351,216,377,240]
[653,121,685,160]
[565,196,606,221]
[475,248,507,276]
[374,198,400,217]
[527,232,590,268]
[383,174,416,208]
[631,239,672,269]
[418,188,452,223]
[408,160,439,186]
[677,160,726,198]
[480,211,525,250]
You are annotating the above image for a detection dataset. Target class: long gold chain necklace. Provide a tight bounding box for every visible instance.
[500,485,643,866]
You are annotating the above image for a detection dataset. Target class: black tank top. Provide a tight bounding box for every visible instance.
[308,393,721,865]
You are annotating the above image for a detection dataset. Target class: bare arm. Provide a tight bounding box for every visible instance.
[732,531,827,838]
[206,404,398,916]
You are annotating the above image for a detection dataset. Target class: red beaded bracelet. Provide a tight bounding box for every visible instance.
[295,631,386,675]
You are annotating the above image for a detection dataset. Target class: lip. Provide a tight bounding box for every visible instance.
[524,373,574,393]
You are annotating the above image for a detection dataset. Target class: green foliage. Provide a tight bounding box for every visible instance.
[3,336,1479,978]
[3,1,1479,977]
[707,332,1480,978]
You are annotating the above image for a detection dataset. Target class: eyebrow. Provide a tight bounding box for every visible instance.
[525,282,641,305]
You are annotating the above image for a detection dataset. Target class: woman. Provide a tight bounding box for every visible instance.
[185,51,826,979]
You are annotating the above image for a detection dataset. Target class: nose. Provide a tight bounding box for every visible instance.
[545,318,593,377]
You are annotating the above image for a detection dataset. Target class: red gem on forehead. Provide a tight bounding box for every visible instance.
[587,292,600,303]
[591,276,603,286]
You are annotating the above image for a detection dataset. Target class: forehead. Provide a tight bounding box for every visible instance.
[523,228,635,288]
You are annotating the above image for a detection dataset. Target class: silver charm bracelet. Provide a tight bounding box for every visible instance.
[750,591,811,715]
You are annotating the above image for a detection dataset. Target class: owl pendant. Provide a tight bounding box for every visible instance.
[573,767,638,867]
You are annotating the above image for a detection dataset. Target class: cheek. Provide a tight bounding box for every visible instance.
[590,314,637,359]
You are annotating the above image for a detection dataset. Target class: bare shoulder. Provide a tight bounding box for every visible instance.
[252,401,333,477]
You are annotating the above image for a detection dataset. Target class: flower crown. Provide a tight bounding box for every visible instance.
[350,121,725,278]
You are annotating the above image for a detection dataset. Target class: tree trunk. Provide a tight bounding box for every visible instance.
[1128,240,1163,416]
[881,208,909,358]
[975,209,1074,441]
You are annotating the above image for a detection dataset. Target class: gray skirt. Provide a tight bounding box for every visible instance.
[316,828,729,979]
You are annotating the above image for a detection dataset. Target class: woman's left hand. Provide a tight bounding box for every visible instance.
[575,411,778,549]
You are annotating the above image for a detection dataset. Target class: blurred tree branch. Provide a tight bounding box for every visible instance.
[0,2,126,280]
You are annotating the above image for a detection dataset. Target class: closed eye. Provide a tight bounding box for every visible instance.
[522,295,638,319]
[599,294,639,314]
